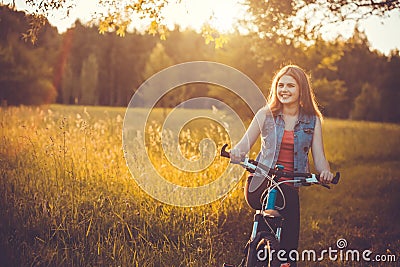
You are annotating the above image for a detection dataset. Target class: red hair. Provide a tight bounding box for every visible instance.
[267,65,322,119]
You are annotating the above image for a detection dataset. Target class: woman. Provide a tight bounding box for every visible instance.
[230,64,334,266]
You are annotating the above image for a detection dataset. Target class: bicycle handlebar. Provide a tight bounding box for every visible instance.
[220,144,340,187]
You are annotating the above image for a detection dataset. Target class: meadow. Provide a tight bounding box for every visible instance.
[0,105,399,266]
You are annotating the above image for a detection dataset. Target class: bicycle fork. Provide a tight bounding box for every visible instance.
[250,211,283,242]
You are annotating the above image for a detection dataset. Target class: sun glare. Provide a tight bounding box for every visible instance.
[9,0,245,34]
[163,0,245,33]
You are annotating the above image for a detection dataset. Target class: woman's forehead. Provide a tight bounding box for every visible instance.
[278,74,297,83]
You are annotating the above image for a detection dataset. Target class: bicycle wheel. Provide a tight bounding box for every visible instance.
[245,231,280,267]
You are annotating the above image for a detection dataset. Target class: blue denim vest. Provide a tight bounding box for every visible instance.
[257,110,316,186]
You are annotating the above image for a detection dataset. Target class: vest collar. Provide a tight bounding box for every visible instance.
[276,108,311,124]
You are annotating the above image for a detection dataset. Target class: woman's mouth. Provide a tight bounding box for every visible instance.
[279,93,291,99]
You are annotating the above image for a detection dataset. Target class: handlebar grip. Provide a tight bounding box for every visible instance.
[331,172,340,184]
[220,144,247,164]
[220,144,230,158]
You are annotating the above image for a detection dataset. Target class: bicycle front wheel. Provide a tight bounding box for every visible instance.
[245,231,280,267]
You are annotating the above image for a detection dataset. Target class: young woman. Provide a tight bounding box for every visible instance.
[230,64,334,266]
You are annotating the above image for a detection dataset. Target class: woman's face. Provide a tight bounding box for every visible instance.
[276,74,300,106]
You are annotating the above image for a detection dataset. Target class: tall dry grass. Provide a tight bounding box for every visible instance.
[1,105,399,266]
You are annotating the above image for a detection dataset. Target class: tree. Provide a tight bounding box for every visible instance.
[313,78,348,118]
[103,31,156,106]
[379,53,400,122]
[243,0,399,42]
[80,53,99,105]
[324,0,400,18]
[55,20,156,106]
[350,83,382,121]
[142,42,177,109]
[60,62,75,104]
[0,43,57,105]
[0,6,58,105]
[335,27,387,118]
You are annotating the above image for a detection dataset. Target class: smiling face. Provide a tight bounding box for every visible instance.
[276,74,300,106]
[267,65,322,118]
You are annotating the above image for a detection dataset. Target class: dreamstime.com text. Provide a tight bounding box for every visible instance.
[257,238,398,263]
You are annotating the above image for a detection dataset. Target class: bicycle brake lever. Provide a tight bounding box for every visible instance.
[318,172,340,189]
[331,172,340,184]
[220,144,230,158]
[320,183,331,189]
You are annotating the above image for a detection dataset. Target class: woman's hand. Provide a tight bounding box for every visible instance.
[230,147,245,163]
[319,170,334,184]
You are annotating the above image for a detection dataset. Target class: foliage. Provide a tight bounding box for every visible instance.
[324,0,400,17]
[350,83,382,121]
[60,61,76,104]
[56,21,156,106]
[243,0,400,44]
[15,0,400,47]
[0,105,399,266]
[0,6,59,105]
[379,53,400,122]
[80,53,99,105]
[313,78,347,118]
[1,5,400,122]
[143,42,174,77]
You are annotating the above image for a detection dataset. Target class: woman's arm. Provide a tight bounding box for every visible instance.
[230,107,267,162]
[311,117,334,183]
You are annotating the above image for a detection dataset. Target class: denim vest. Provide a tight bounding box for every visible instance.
[257,110,316,186]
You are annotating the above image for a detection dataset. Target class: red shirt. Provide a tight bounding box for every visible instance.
[276,130,296,187]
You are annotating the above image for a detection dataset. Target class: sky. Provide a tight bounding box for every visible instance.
[4,0,400,55]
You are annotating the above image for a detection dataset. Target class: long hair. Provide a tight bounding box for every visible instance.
[267,64,322,119]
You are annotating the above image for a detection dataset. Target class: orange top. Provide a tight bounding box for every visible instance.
[276,130,296,187]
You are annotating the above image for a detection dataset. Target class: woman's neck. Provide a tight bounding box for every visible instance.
[282,104,299,116]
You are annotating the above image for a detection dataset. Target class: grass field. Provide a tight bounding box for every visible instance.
[0,105,399,266]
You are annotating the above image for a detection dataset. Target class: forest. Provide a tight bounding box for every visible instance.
[0,4,399,122]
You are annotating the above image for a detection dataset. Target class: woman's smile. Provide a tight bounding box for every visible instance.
[279,92,292,99]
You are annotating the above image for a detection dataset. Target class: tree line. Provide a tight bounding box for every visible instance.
[0,5,399,122]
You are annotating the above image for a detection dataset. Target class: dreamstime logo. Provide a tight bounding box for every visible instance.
[336,238,347,249]
[257,238,398,263]
[122,61,275,207]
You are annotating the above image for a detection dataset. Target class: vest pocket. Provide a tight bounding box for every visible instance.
[303,128,314,134]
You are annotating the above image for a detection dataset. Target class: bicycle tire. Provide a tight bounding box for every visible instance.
[244,231,280,267]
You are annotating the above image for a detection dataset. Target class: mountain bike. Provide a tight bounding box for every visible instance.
[220,144,340,267]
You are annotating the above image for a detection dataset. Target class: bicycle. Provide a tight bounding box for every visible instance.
[219,144,340,267]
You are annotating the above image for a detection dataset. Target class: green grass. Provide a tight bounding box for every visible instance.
[0,105,399,266]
